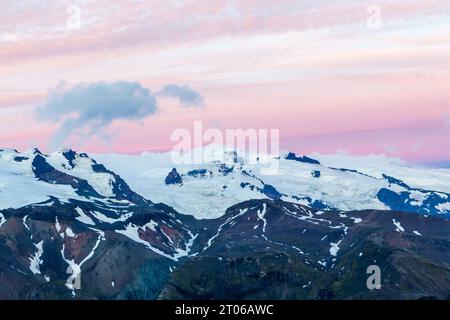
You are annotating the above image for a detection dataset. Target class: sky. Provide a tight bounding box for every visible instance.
[1,0,450,166]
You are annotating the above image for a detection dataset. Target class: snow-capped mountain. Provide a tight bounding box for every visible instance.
[2,145,449,219]
[1,145,450,299]
[93,144,450,218]
[0,147,150,210]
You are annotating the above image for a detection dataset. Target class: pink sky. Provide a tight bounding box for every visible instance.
[1,0,450,165]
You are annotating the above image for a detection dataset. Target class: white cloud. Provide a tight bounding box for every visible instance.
[35,81,203,149]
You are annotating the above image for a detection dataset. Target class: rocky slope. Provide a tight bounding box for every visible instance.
[160,199,450,300]
[1,198,449,299]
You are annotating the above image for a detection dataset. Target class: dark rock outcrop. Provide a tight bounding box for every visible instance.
[285,152,320,165]
[165,168,183,185]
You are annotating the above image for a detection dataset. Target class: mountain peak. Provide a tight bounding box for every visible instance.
[0,148,19,155]
[285,152,320,165]
[32,148,43,155]
[54,147,76,154]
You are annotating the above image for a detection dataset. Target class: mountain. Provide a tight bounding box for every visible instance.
[93,144,450,218]
[161,199,450,300]
[0,146,449,299]
[0,148,147,210]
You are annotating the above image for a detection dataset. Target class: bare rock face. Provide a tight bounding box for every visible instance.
[164,168,183,185]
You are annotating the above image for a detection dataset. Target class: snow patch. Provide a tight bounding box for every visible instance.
[257,203,268,234]
[392,219,405,232]
[409,190,429,206]
[75,207,95,225]
[48,151,116,197]
[204,208,249,251]
[329,240,342,257]
[116,222,196,261]
[436,202,450,213]
[65,227,76,238]
[0,213,6,228]
[62,229,103,296]
[55,216,61,233]
[23,215,31,232]
[351,217,362,224]
[91,210,132,224]
[29,241,44,275]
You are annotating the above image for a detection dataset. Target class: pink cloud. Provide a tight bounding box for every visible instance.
[1,0,450,165]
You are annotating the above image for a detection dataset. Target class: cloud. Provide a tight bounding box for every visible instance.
[35,81,203,149]
[446,115,450,132]
[379,143,398,155]
[157,84,204,107]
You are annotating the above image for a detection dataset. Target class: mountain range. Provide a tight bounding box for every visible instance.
[0,146,449,299]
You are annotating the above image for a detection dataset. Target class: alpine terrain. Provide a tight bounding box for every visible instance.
[0,146,449,300]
